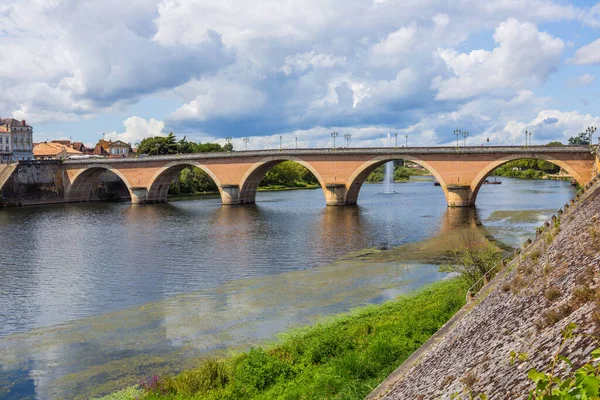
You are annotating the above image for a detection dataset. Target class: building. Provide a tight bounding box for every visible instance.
[33,142,83,160]
[0,124,12,163]
[96,139,132,157]
[0,118,33,161]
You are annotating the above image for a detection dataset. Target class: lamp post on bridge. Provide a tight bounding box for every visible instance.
[454,130,461,149]
[529,131,533,147]
[243,137,249,151]
[394,132,398,149]
[279,135,283,151]
[331,132,339,150]
[525,130,529,148]
[344,133,351,148]
[462,131,469,147]
[586,126,597,146]
[405,134,408,148]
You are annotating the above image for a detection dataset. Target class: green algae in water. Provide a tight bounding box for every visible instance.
[486,209,555,224]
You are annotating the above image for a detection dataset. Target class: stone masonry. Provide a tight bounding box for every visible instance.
[369,176,600,399]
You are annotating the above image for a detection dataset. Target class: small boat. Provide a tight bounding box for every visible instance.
[433,180,441,186]
[483,178,502,185]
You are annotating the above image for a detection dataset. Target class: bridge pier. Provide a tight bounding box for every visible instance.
[324,183,349,206]
[221,184,242,205]
[446,185,473,207]
[130,187,149,204]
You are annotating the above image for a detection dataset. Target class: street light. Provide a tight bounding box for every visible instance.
[394,133,398,149]
[525,130,529,148]
[405,134,408,148]
[331,132,339,149]
[279,135,283,151]
[462,131,469,147]
[529,131,533,146]
[243,137,249,151]
[486,137,490,146]
[344,133,351,148]
[454,129,461,149]
[295,137,298,149]
[586,126,597,145]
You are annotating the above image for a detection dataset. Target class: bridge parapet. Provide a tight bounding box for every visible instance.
[7,145,596,208]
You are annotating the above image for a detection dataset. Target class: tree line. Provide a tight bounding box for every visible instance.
[137,133,233,155]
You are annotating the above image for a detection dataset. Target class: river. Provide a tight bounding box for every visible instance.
[0,177,575,399]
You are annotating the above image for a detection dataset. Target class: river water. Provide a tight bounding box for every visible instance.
[0,177,575,399]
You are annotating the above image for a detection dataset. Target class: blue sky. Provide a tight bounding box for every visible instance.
[1,0,599,149]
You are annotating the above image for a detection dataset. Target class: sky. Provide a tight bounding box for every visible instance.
[1,0,600,150]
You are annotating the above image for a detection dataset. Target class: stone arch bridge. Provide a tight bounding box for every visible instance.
[57,146,599,207]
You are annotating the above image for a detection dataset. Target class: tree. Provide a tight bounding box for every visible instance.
[568,132,591,145]
[196,143,225,153]
[223,142,234,152]
[546,141,563,147]
[440,232,501,286]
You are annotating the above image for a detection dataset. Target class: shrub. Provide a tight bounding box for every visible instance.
[233,348,293,392]
[544,286,562,302]
[571,285,595,307]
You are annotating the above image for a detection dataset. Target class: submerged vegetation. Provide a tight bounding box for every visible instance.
[105,278,468,400]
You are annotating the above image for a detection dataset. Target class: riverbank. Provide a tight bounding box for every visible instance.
[102,278,468,400]
[167,185,320,201]
[370,176,600,398]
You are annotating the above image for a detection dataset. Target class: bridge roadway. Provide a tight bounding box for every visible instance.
[56,145,600,207]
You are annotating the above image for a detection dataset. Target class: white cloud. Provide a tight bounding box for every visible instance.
[282,52,346,75]
[2,0,600,145]
[104,116,166,146]
[567,73,596,87]
[570,38,600,64]
[500,110,600,144]
[370,23,417,66]
[432,19,564,100]
[0,0,233,124]
[169,80,267,121]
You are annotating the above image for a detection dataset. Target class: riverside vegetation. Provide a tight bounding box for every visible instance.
[103,237,503,400]
[103,278,469,400]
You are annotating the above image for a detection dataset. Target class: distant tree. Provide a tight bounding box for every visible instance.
[177,136,197,154]
[195,143,225,153]
[546,141,563,147]
[568,132,591,145]
[223,142,234,152]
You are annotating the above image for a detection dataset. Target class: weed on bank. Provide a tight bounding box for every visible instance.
[114,278,468,400]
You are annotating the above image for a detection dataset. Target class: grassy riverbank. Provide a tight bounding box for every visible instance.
[104,278,468,400]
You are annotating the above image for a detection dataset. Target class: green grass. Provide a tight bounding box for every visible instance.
[112,278,467,400]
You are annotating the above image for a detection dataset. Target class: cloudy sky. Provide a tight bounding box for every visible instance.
[1,0,599,149]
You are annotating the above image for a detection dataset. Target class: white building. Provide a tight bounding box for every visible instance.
[0,118,33,161]
[0,124,12,163]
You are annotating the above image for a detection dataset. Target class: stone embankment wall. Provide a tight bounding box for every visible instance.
[370,177,600,399]
[0,162,129,206]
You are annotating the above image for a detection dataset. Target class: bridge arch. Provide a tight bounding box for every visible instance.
[67,165,133,202]
[238,156,328,204]
[469,154,587,206]
[344,156,448,205]
[146,161,223,203]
